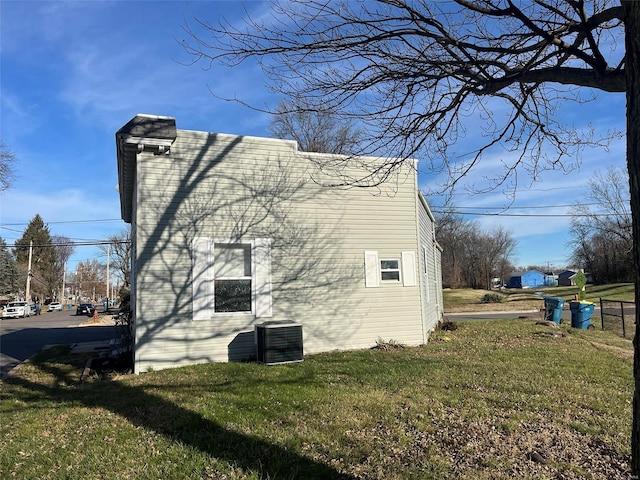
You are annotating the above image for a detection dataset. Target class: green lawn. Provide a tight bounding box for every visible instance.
[0,319,633,479]
[444,283,634,312]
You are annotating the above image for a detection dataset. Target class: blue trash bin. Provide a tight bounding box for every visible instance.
[543,297,565,324]
[569,301,595,329]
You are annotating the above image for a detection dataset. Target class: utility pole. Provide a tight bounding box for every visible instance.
[25,240,33,302]
[61,261,66,304]
[76,266,81,304]
[106,244,110,312]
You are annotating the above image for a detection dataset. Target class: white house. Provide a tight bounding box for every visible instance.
[116,114,443,373]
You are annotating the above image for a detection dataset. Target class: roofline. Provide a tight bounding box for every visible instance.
[116,114,178,223]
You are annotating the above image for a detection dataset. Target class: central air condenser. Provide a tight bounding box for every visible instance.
[255,321,303,365]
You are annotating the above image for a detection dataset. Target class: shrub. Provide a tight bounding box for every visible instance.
[439,320,458,331]
[480,293,504,304]
[372,338,406,351]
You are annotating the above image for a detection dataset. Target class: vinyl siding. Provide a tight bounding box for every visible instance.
[417,193,443,333]
[131,130,431,372]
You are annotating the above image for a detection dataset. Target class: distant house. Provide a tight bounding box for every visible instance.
[558,270,577,286]
[544,272,558,287]
[506,270,546,289]
[116,114,444,373]
[558,269,593,286]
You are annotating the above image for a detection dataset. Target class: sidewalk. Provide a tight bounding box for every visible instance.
[1,314,124,381]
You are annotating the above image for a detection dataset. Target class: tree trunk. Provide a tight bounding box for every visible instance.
[625,0,640,476]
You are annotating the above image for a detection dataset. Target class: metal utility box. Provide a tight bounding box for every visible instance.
[255,321,303,365]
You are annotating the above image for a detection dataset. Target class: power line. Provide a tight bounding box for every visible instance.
[0,218,123,226]
[0,226,27,233]
[429,202,603,210]
[430,210,617,218]
[6,240,130,248]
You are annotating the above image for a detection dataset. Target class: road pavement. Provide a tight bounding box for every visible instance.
[0,307,119,380]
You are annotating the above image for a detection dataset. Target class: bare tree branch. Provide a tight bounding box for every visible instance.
[269,97,364,154]
[183,0,625,191]
[0,141,17,192]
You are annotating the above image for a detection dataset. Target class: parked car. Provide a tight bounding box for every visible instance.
[3,301,31,319]
[76,303,96,316]
[48,301,63,312]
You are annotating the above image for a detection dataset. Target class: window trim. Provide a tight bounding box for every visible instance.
[423,246,430,303]
[364,250,416,288]
[213,242,253,314]
[192,237,272,320]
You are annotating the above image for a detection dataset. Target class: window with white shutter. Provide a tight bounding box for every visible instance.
[364,250,417,287]
[192,238,272,319]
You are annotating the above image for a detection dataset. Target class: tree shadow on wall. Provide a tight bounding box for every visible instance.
[132,133,364,369]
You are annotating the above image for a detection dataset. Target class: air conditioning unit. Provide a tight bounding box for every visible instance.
[255,321,303,365]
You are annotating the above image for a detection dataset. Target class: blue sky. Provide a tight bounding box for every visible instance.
[0,0,628,277]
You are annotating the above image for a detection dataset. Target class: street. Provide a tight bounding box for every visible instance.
[0,307,118,380]
[445,303,636,325]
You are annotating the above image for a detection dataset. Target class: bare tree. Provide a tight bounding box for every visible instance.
[99,228,131,288]
[435,210,516,288]
[575,166,632,244]
[269,98,363,154]
[51,235,75,301]
[477,227,517,290]
[435,209,477,288]
[0,141,16,192]
[569,166,633,282]
[73,259,106,302]
[184,1,628,188]
[183,0,640,470]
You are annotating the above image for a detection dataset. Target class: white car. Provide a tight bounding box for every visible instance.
[48,302,63,312]
[3,301,31,319]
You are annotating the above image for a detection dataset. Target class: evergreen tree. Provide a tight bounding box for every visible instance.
[14,214,57,300]
[0,236,19,296]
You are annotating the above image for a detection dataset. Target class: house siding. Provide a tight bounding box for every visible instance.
[417,193,443,334]
[125,127,439,372]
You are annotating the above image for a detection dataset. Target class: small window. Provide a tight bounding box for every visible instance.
[380,259,400,282]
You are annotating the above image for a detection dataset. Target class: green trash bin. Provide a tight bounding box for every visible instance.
[569,301,595,329]
[543,297,565,324]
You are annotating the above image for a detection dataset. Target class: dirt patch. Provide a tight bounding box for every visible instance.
[446,301,543,313]
[428,412,630,479]
[589,341,634,360]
